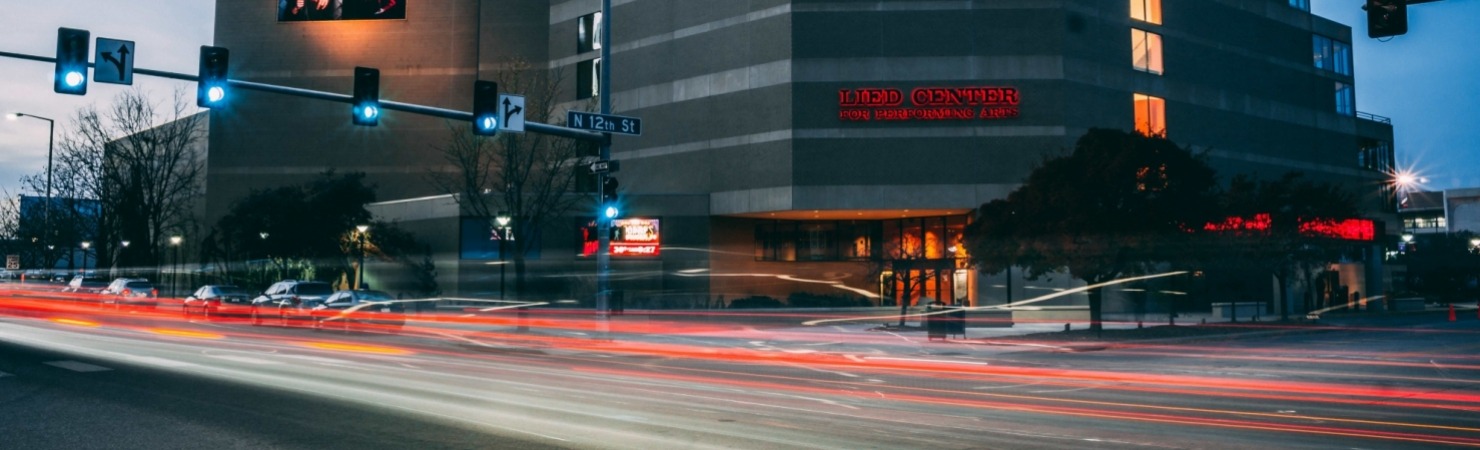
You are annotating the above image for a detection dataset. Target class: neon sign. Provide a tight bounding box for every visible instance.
[838,86,1020,122]
[1203,214,1376,241]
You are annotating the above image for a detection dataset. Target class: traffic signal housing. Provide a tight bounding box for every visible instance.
[352,67,380,126]
[197,46,230,107]
[601,177,620,219]
[1367,0,1408,38]
[54,28,90,95]
[473,80,500,136]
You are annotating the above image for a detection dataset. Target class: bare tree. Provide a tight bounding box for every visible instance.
[19,88,205,276]
[428,59,592,297]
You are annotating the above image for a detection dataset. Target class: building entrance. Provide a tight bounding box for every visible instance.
[881,260,971,307]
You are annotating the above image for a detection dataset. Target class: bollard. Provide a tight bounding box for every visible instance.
[1064,323,1071,332]
[1450,304,1457,322]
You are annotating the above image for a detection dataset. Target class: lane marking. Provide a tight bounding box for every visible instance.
[126,356,197,368]
[45,360,112,372]
[864,356,992,366]
[204,354,281,365]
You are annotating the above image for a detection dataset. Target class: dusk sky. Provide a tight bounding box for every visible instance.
[0,1,1476,199]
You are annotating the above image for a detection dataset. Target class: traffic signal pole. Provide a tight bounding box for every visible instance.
[595,0,614,324]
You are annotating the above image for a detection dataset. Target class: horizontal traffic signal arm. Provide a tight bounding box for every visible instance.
[0,49,606,143]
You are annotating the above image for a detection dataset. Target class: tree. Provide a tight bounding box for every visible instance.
[17,88,206,277]
[1211,173,1361,320]
[965,129,1220,331]
[427,58,590,299]
[211,171,375,286]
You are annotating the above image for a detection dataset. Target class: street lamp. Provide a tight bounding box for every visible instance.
[355,224,369,290]
[80,241,91,275]
[169,235,183,297]
[496,212,512,299]
[6,113,55,251]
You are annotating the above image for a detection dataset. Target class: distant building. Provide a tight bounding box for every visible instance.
[208,0,1398,317]
[1399,188,1480,235]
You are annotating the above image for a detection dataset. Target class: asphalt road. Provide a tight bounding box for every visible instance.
[1,292,1478,449]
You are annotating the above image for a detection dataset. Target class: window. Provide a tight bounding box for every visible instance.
[1334,82,1354,116]
[1130,0,1161,24]
[577,58,601,100]
[1312,35,1352,76]
[577,12,603,53]
[1133,93,1166,136]
[1131,29,1164,74]
[1289,0,1310,11]
[1359,139,1394,173]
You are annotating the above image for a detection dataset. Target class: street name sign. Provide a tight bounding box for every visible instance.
[567,111,642,136]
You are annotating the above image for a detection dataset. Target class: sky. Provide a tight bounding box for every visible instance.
[0,1,1476,199]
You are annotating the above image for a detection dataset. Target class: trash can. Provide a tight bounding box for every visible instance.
[926,302,946,341]
[948,306,967,338]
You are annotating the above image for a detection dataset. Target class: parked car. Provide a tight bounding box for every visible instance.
[312,290,406,333]
[100,278,158,309]
[182,285,254,319]
[250,280,335,326]
[64,276,110,293]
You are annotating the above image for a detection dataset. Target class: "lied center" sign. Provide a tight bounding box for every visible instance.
[838,86,1020,122]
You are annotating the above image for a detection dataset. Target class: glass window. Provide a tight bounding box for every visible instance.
[1134,93,1166,136]
[577,58,601,100]
[1289,0,1309,12]
[1335,82,1354,116]
[1130,0,1161,24]
[1131,29,1164,75]
[577,12,603,53]
[1312,35,1352,76]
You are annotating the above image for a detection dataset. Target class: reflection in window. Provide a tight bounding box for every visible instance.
[1134,93,1166,136]
[1312,35,1352,76]
[1130,0,1161,24]
[1289,0,1309,11]
[578,12,603,53]
[577,58,601,100]
[1334,82,1354,116]
[1131,29,1164,75]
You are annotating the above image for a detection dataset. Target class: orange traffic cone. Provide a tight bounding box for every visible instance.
[1450,304,1457,322]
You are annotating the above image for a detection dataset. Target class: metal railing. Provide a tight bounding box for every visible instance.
[1357,111,1392,124]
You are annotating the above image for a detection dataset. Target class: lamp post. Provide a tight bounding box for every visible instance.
[496,212,511,299]
[117,240,130,278]
[355,225,369,290]
[6,113,55,252]
[169,235,183,297]
[80,241,91,275]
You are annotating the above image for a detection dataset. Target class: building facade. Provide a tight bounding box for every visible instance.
[208,0,1397,315]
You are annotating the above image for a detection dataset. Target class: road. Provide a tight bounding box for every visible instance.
[1,289,1478,449]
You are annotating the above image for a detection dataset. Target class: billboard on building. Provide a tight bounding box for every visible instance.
[277,0,406,22]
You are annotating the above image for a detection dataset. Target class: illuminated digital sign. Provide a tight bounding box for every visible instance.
[278,0,406,22]
[838,86,1020,122]
[579,218,661,257]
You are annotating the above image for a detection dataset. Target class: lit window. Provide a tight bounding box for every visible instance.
[1134,93,1166,136]
[1334,82,1354,116]
[1289,0,1309,11]
[1130,0,1161,24]
[1131,29,1164,75]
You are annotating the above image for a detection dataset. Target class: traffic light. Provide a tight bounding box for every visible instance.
[1366,0,1407,38]
[601,177,620,219]
[197,46,230,107]
[473,80,500,135]
[601,177,619,203]
[54,28,90,95]
[352,67,380,126]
